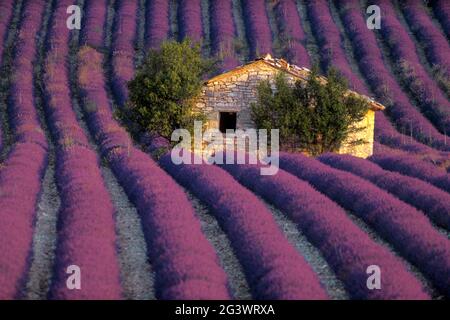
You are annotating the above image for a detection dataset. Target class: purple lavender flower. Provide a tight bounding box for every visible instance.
[280,152,450,296]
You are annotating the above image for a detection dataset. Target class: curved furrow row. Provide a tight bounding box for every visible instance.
[111,0,139,106]
[185,191,252,299]
[159,153,328,300]
[0,0,15,151]
[371,0,450,135]
[433,0,450,40]
[274,0,310,68]
[306,0,443,158]
[334,0,450,151]
[40,0,122,300]
[144,0,170,49]
[80,37,326,297]
[279,152,450,297]
[66,0,155,300]
[109,1,246,299]
[0,1,14,66]
[209,0,240,71]
[218,160,429,299]
[0,0,21,159]
[372,141,450,174]
[242,0,273,58]
[231,0,251,63]
[23,0,60,300]
[306,0,368,93]
[77,46,230,299]
[319,153,450,230]
[401,1,450,86]
[178,0,203,43]
[0,0,49,299]
[109,1,255,299]
[81,0,107,48]
[265,0,283,58]
[168,0,179,40]
[134,0,146,66]
[265,202,348,300]
[295,0,321,66]
[369,152,450,194]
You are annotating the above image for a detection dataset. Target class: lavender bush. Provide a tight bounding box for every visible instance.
[145,0,170,49]
[369,153,450,193]
[111,0,138,106]
[219,160,429,299]
[0,0,48,299]
[242,0,273,58]
[372,142,450,173]
[44,0,122,299]
[275,0,310,67]
[280,152,450,296]
[178,0,203,43]
[319,153,450,229]
[0,0,13,71]
[210,0,239,71]
[81,0,107,48]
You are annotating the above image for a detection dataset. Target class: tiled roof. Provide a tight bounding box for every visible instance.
[206,54,385,111]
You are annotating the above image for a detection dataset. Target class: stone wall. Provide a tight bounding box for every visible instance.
[195,61,297,130]
[337,110,374,158]
[195,60,375,158]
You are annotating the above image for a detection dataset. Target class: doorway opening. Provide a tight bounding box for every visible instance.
[219,112,237,133]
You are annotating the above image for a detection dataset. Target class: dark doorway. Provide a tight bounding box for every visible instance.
[219,112,237,133]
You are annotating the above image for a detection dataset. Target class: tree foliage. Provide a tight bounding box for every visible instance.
[124,39,214,139]
[251,67,370,156]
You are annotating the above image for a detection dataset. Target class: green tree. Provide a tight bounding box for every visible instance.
[124,39,215,139]
[251,67,370,156]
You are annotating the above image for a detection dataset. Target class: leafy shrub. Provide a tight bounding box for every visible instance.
[125,39,213,139]
[251,67,369,155]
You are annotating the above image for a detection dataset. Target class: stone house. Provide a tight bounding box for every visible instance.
[195,54,385,158]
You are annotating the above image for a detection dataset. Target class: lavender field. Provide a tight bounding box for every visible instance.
[0,0,449,300]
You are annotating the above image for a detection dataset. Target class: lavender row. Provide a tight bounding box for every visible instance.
[275,0,311,67]
[145,0,170,49]
[373,141,450,172]
[160,152,328,299]
[0,0,14,69]
[433,0,450,40]
[0,0,48,299]
[81,0,107,48]
[319,153,450,230]
[402,0,450,76]
[373,0,450,134]
[77,47,230,299]
[44,0,122,299]
[209,0,239,71]
[335,0,450,151]
[219,161,428,299]
[306,0,367,93]
[111,0,138,106]
[369,153,450,194]
[280,153,450,296]
[178,0,203,43]
[242,0,273,58]
[305,0,439,156]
